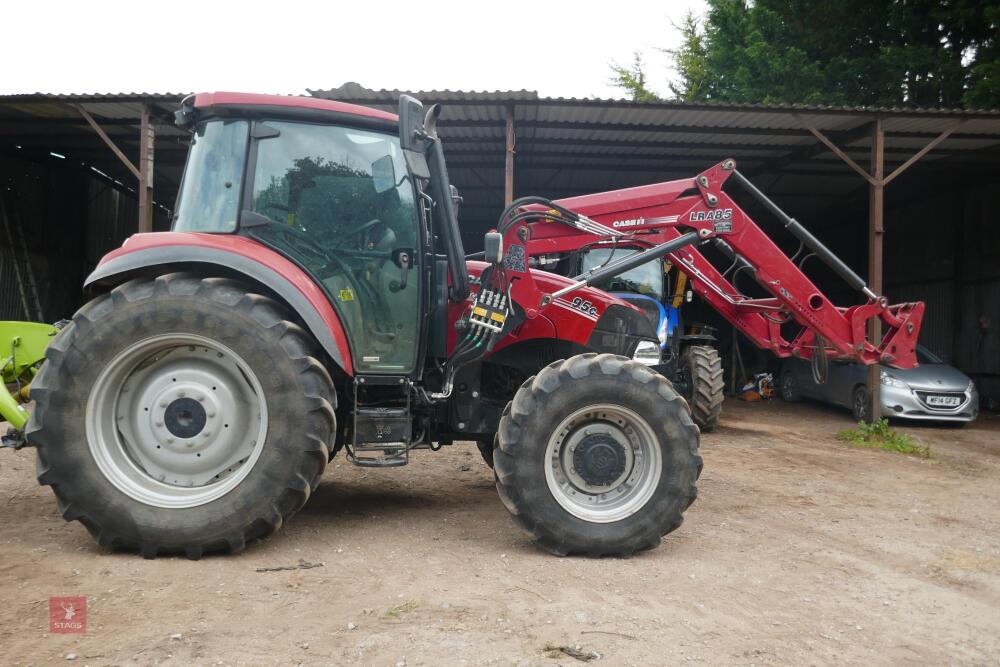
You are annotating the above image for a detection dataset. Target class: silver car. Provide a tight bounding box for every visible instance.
[780,346,979,424]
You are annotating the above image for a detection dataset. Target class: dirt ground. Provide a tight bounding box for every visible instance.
[1,399,998,666]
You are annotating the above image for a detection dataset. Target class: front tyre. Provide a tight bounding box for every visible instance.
[678,345,724,431]
[494,353,701,556]
[28,274,336,558]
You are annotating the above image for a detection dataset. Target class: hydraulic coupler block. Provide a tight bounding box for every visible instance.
[470,288,508,333]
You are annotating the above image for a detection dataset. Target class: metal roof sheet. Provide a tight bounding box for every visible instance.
[2,86,999,234]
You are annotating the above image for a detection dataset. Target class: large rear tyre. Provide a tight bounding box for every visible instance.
[679,345,724,431]
[27,274,336,558]
[494,353,701,557]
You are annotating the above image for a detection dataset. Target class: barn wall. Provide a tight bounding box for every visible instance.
[883,179,1000,397]
[0,154,168,323]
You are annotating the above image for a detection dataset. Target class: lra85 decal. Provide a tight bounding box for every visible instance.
[690,208,733,233]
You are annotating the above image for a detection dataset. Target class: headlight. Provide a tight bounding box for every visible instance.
[967,380,977,394]
[633,340,661,366]
[880,369,908,388]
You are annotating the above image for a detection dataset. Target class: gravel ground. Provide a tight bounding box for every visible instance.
[1,399,998,665]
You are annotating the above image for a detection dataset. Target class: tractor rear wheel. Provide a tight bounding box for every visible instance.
[494,353,701,557]
[679,345,724,431]
[27,274,336,558]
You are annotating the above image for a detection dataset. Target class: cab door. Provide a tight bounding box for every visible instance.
[242,120,423,375]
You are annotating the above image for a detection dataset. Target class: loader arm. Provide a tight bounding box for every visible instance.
[500,159,923,370]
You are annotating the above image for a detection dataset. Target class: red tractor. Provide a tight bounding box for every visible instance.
[25,93,923,559]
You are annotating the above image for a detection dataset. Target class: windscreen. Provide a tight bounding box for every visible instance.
[581,248,665,301]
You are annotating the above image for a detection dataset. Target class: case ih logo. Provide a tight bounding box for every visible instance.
[50,596,87,634]
[611,217,646,228]
[689,208,733,222]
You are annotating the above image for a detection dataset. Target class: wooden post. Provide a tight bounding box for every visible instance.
[504,106,515,206]
[138,105,155,233]
[866,118,885,422]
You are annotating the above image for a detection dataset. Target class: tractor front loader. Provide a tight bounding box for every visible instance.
[19,92,922,559]
[503,162,925,430]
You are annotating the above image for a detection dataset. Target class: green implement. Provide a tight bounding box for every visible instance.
[0,321,59,432]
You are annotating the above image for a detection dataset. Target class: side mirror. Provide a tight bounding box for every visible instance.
[484,231,504,265]
[398,95,430,180]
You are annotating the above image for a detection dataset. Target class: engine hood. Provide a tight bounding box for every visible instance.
[891,363,972,391]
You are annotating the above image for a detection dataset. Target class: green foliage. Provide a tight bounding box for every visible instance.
[612,0,1000,108]
[836,418,930,457]
[667,11,710,101]
[609,52,660,102]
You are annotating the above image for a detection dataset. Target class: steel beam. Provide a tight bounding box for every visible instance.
[504,106,515,206]
[138,105,155,233]
[72,104,141,180]
[882,121,965,186]
[867,118,885,422]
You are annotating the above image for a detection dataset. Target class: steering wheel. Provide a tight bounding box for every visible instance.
[261,201,290,213]
[332,218,383,246]
[250,222,330,267]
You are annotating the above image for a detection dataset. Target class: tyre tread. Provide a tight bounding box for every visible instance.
[28,274,336,558]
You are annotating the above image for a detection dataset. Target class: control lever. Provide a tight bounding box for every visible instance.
[390,248,413,292]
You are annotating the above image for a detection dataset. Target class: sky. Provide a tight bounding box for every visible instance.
[2,0,707,99]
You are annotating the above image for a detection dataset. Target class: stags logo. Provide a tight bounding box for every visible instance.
[50,596,87,634]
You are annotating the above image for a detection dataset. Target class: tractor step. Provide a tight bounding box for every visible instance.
[349,377,414,467]
[349,454,409,468]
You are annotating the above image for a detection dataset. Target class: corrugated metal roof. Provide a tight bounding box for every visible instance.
[309,83,1000,235]
[3,86,999,234]
[311,83,1000,115]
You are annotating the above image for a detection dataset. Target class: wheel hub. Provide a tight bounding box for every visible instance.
[545,405,661,523]
[572,433,627,486]
[163,397,207,439]
[87,334,268,508]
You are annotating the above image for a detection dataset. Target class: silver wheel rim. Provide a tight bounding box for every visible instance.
[544,404,662,523]
[854,389,868,420]
[86,334,268,509]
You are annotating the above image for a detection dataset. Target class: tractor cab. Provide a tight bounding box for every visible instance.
[172,93,436,377]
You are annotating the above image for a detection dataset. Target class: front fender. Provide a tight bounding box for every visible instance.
[86,232,354,375]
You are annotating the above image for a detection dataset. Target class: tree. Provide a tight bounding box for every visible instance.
[611,0,1000,109]
[609,52,660,102]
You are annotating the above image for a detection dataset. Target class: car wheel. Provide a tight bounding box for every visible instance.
[780,372,801,402]
[851,385,870,422]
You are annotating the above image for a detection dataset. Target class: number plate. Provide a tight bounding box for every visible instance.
[926,395,961,407]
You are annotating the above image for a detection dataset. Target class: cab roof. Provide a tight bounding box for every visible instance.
[192,91,398,124]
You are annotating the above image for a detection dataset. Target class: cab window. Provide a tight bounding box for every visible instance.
[172,120,248,232]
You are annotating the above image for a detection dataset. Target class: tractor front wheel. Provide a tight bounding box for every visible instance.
[27,274,336,558]
[494,353,701,557]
